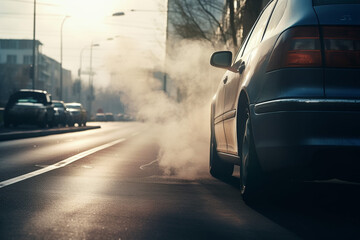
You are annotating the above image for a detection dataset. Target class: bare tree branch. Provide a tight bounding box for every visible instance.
[197,0,227,45]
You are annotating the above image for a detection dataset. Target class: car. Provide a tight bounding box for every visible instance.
[95,113,106,121]
[105,113,114,121]
[4,89,55,128]
[65,102,87,126]
[52,100,71,127]
[209,0,360,202]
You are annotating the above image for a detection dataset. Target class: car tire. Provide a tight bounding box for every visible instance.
[209,117,234,179]
[240,108,266,203]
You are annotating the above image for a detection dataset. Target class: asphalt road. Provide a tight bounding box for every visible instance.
[0,122,359,239]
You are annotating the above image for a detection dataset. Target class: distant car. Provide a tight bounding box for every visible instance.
[65,103,87,126]
[95,113,106,121]
[209,0,360,202]
[105,113,114,121]
[4,89,55,128]
[52,100,71,127]
[116,113,124,121]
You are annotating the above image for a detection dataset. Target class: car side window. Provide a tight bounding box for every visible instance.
[263,0,288,40]
[241,1,276,57]
[234,33,250,63]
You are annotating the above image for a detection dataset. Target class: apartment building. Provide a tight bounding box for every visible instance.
[0,39,72,106]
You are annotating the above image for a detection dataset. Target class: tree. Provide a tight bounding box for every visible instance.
[240,0,265,41]
[168,0,228,46]
[226,0,238,47]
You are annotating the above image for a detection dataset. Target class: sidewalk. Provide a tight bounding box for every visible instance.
[0,125,101,141]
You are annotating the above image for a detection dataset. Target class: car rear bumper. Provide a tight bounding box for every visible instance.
[251,99,360,180]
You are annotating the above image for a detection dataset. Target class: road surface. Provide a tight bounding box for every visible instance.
[0,122,359,239]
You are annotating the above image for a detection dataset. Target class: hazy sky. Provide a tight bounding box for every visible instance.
[0,0,167,86]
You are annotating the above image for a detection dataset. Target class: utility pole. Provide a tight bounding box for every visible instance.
[60,16,70,100]
[88,42,96,120]
[32,0,36,89]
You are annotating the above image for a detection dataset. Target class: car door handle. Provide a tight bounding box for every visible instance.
[223,76,228,84]
[238,62,246,74]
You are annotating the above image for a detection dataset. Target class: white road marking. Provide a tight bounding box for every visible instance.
[140,159,159,170]
[0,138,126,189]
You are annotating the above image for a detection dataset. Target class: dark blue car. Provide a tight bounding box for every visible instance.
[210,0,360,202]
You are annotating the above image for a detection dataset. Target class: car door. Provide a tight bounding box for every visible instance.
[214,72,229,153]
[223,1,276,155]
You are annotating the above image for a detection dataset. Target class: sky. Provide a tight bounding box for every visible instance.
[0,0,167,87]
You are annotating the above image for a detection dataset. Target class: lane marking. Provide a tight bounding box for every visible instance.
[0,138,126,189]
[140,159,159,170]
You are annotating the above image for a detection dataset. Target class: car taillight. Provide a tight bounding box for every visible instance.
[267,27,322,71]
[267,26,360,71]
[322,26,360,68]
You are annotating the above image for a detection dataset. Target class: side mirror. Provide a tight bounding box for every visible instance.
[210,51,232,69]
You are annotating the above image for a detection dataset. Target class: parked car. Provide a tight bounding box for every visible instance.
[105,113,114,121]
[52,100,71,127]
[95,113,106,121]
[209,0,360,202]
[4,89,55,128]
[65,102,87,126]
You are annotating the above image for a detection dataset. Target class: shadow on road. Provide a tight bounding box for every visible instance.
[221,177,360,239]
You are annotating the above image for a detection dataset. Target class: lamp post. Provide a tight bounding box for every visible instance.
[31,0,36,89]
[60,15,70,100]
[86,12,125,120]
[87,42,100,120]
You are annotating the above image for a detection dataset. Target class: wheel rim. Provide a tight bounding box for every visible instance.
[241,117,250,195]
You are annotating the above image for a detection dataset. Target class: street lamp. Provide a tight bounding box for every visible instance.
[112,12,125,16]
[60,15,70,100]
[31,0,36,89]
[86,12,125,119]
[87,42,100,120]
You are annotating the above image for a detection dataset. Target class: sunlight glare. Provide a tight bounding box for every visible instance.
[62,0,116,24]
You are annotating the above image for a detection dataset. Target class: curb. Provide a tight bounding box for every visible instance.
[0,126,101,141]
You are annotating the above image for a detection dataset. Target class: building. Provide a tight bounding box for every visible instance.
[0,39,72,106]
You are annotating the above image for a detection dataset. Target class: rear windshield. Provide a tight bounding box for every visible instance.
[313,0,360,5]
[10,92,46,104]
[53,102,64,108]
[66,104,81,109]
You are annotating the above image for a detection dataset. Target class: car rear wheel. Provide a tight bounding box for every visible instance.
[209,122,234,179]
[240,108,266,203]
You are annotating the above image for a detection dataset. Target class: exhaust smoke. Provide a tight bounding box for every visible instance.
[106,39,225,179]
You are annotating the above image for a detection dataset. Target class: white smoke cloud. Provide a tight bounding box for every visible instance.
[105,38,225,179]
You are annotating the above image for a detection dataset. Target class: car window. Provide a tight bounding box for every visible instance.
[53,102,63,108]
[12,93,45,104]
[242,1,276,57]
[263,0,288,40]
[66,104,80,109]
[234,33,251,63]
[17,97,41,104]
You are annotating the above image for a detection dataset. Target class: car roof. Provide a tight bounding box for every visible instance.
[65,102,81,106]
[18,89,48,94]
